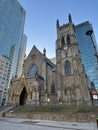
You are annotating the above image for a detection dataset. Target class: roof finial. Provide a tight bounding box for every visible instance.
[43,48,46,56]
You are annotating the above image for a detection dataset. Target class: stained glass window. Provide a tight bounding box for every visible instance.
[29,65,37,76]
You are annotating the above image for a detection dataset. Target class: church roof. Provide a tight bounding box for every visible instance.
[46,58,55,69]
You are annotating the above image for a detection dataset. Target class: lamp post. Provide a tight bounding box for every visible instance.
[47,98,51,105]
[86,30,98,62]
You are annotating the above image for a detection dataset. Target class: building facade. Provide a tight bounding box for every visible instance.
[7,15,91,106]
[75,22,98,103]
[0,56,10,106]
[0,0,26,78]
[0,0,26,106]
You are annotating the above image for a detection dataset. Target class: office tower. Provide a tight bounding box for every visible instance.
[0,0,26,105]
[75,21,98,102]
[16,34,27,78]
[0,0,26,78]
[0,56,10,106]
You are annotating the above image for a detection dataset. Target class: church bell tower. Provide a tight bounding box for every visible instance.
[56,14,91,105]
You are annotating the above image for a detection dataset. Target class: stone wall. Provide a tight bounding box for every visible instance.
[5,112,96,123]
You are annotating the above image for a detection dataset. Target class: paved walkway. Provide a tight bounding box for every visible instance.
[0,117,97,130]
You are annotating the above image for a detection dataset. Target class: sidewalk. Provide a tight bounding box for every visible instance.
[0,117,97,130]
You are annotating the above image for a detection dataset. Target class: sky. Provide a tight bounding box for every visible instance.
[18,0,98,58]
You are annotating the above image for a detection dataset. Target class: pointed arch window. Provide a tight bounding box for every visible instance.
[64,60,71,74]
[61,36,65,47]
[64,87,67,94]
[51,82,55,94]
[67,34,70,45]
[29,65,37,76]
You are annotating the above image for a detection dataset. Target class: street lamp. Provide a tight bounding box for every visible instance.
[86,30,98,62]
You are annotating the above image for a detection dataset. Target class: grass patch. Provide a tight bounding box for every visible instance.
[76,106,98,113]
[13,105,98,114]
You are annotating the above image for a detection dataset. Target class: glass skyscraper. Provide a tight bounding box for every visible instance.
[0,0,26,105]
[0,0,25,78]
[16,34,27,78]
[75,21,98,91]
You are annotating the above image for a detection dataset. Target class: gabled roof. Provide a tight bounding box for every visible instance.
[26,45,55,70]
[46,58,55,69]
[27,45,43,58]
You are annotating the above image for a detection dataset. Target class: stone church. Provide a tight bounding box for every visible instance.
[7,15,91,106]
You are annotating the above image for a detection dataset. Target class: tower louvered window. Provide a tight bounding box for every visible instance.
[61,36,65,47]
[67,34,70,45]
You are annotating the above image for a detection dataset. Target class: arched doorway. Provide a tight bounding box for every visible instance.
[19,87,27,105]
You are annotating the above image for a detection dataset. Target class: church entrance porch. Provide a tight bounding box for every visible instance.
[19,87,27,105]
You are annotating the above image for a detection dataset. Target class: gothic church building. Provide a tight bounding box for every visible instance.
[7,15,91,106]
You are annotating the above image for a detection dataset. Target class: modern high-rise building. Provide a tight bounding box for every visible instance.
[16,34,27,78]
[75,21,98,92]
[0,0,26,78]
[0,56,11,106]
[0,0,26,105]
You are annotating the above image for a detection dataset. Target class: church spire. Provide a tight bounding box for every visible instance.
[56,19,59,28]
[68,13,72,23]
